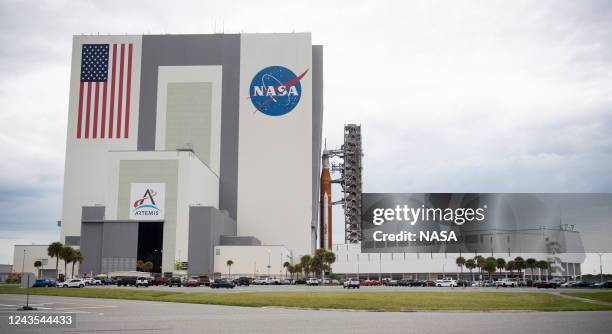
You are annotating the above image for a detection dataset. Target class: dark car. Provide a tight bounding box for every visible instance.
[234,277,252,286]
[293,279,307,285]
[571,281,593,288]
[421,280,435,287]
[534,281,558,289]
[183,277,200,287]
[167,277,182,287]
[592,281,612,288]
[397,279,412,287]
[116,276,137,287]
[151,276,169,286]
[210,279,235,289]
[198,276,211,286]
[32,279,56,287]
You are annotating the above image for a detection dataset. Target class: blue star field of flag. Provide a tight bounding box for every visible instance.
[80,44,109,82]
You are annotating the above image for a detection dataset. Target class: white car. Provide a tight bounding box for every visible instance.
[252,278,268,285]
[306,278,319,286]
[343,278,360,289]
[135,277,149,287]
[60,278,85,288]
[435,278,457,287]
[498,278,518,287]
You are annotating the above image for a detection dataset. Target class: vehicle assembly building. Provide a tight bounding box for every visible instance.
[55,33,323,276]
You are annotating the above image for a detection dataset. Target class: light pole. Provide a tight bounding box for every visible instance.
[598,253,604,283]
[21,249,35,310]
[267,250,271,277]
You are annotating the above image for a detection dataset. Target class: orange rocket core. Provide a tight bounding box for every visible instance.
[320,163,332,249]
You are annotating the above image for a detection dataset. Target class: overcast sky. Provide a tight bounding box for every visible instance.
[0,0,611,273]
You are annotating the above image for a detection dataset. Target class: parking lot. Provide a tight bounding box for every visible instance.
[89,282,605,294]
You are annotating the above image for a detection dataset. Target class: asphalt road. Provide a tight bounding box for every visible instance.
[1,294,611,334]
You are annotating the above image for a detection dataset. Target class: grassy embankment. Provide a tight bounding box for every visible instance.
[1,285,611,312]
[562,291,612,304]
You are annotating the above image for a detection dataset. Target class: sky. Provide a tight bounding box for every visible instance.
[0,0,611,273]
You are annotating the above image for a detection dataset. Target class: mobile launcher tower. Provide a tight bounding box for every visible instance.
[320,124,363,248]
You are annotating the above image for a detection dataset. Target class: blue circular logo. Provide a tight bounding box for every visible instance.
[249,66,307,116]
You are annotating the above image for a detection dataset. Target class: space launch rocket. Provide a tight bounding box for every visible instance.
[320,150,332,249]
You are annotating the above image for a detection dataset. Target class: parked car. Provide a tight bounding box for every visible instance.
[343,278,360,289]
[534,281,558,289]
[306,278,319,286]
[167,277,182,287]
[60,278,85,288]
[591,281,612,288]
[198,276,211,286]
[560,281,576,287]
[151,276,169,286]
[361,279,381,286]
[234,277,252,286]
[384,279,398,286]
[498,278,518,287]
[116,277,137,287]
[292,279,307,285]
[210,279,235,289]
[435,278,458,287]
[32,279,56,288]
[280,279,292,285]
[182,277,200,287]
[571,281,593,288]
[135,277,149,287]
[252,278,268,285]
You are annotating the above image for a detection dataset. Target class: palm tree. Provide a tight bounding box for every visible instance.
[474,255,485,279]
[59,246,74,279]
[485,258,497,280]
[300,255,312,278]
[456,256,466,279]
[47,242,63,279]
[143,261,153,272]
[293,263,302,279]
[226,260,234,278]
[537,260,549,281]
[465,259,476,281]
[505,260,516,278]
[283,261,291,279]
[496,258,506,277]
[525,258,537,281]
[286,264,294,279]
[72,251,83,278]
[33,260,42,278]
[514,257,525,279]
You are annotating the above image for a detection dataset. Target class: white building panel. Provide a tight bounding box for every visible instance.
[237,33,313,258]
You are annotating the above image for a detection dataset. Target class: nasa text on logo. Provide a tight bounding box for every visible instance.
[249,66,309,116]
[133,189,160,218]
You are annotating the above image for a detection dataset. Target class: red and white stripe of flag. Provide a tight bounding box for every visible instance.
[76,43,133,139]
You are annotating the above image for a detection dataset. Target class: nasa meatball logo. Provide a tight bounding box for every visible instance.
[249,66,309,116]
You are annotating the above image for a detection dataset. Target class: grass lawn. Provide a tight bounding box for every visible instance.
[562,292,612,304]
[1,286,611,312]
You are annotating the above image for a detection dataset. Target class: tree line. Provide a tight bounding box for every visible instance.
[46,242,83,279]
[283,249,336,279]
[455,255,551,281]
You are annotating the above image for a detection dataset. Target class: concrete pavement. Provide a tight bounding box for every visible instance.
[1,294,611,334]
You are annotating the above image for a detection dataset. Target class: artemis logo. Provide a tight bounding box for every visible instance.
[130,183,165,220]
[249,66,308,116]
[133,189,159,213]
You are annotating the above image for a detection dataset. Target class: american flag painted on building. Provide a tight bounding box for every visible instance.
[77,43,133,139]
